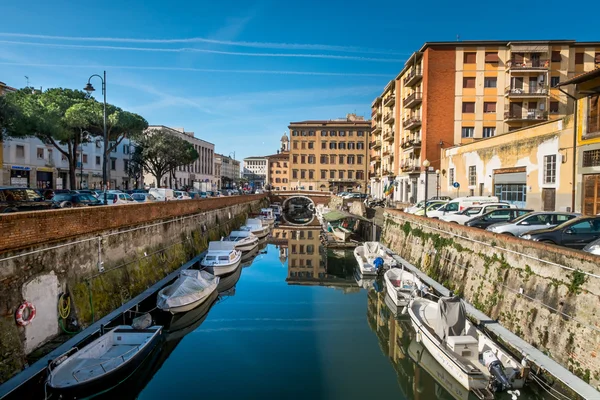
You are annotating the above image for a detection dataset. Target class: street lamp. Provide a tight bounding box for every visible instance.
[423,159,430,217]
[435,169,440,199]
[84,71,107,205]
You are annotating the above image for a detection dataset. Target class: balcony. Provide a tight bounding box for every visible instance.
[506,59,549,71]
[372,125,382,135]
[328,178,358,183]
[370,139,382,149]
[403,68,423,87]
[383,113,395,125]
[504,85,548,97]
[400,162,419,173]
[504,110,548,122]
[403,116,422,130]
[382,149,390,157]
[401,139,422,150]
[403,92,423,109]
[372,155,381,162]
[384,95,396,107]
[383,130,394,142]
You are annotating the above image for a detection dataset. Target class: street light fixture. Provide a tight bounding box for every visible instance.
[435,169,440,199]
[84,71,107,205]
[423,159,430,217]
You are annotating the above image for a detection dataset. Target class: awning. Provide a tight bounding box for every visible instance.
[485,53,499,62]
[509,44,549,53]
[494,172,526,184]
[323,210,370,222]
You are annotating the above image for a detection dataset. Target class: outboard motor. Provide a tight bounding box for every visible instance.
[483,350,511,392]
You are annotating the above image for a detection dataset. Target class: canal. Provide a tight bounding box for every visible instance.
[56,223,555,400]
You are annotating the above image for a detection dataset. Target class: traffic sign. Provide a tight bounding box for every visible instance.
[453,182,460,188]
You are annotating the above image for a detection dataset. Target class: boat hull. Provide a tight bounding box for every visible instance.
[159,287,216,314]
[202,258,242,276]
[48,327,162,398]
[353,247,377,275]
[235,240,258,252]
[251,227,270,239]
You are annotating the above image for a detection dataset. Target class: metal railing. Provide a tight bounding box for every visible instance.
[504,85,548,96]
[403,117,422,128]
[403,92,422,107]
[506,59,549,70]
[504,110,548,121]
[384,96,396,107]
[403,68,423,86]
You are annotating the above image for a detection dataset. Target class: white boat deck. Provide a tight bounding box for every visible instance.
[390,251,599,400]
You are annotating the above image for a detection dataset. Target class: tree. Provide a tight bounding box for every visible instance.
[134,128,199,188]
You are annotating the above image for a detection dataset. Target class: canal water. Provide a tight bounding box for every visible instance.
[85,223,554,400]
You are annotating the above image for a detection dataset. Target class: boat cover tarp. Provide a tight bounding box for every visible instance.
[157,270,219,309]
[208,241,236,251]
[246,218,263,227]
[227,230,253,240]
[364,242,381,257]
[323,210,370,222]
[434,296,466,342]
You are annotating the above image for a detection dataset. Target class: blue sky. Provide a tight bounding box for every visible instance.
[0,0,597,161]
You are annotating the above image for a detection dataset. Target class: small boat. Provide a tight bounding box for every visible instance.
[258,208,276,227]
[200,241,242,276]
[240,218,270,239]
[47,324,162,397]
[157,270,219,314]
[223,230,259,252]
[384,267,420,306]
[353,242,396,275]
[353,267,375,290]
[333,225,352,241]
[408,296,527,393]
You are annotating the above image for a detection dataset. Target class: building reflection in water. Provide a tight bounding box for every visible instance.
[366,287,476,400]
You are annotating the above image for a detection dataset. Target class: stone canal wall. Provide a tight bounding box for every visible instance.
[0,195,268,382]
[382,210,600,389]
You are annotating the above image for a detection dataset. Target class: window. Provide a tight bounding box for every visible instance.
[330,155,336,164]
[494,184,526,203]
[348,170,354,179]
[550,76,560,87]
[292,170,298,179]
[339,131,346,136]
[588,94,600,134]
[575,53,584,64]
[463,77,476,88]
[484,77,497,88]
[308,155,315,164]
[338,155,345,164]
[543,155,556,184]
[338,142,346,150]
[110,141,117,153]
[347,155,355,164]
[321,130,328,136]
[479,127,495,138]
[300,155,306,164]
[357,142,364,150]
[339,170,345,179]
[321,141,327,149]
[124,159,129,172]
[82,154,88,163]
[485,52,499,63]
[300,170,306,179]
[293,141,298,150]
[330,131,337,136]
[309,170,314,179]
[123,144,130,155]
[321,170,327,179]
[329,142,337,150]
[449,168,455,185]
[110,158,117,171]
[48,149,53,161]
[329,170,335,179]
[583,150,600,167]
[308,142,314,149]
[468,166,477,186]
[357,131,364,137]
[348,142,355,150]
[596,53,600,65]
[293,155,298,163]
[307,245,314,255]
[462,102,475,113]
[356,171,364,180]
[461,127,474,138]
[357,155,363,164]
[301,131,307,136]
[320,155,328,164]
[551,51,562,62]
[463,52,476,64]
[308,131,315,136]
[550,101,559,114]
[301,142,306,150]
[292,130,299,137]
[36,148,44,159]
[483,102,496,113]
[95,156,100,166]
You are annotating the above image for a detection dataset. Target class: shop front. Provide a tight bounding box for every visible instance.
[10,166,31,187]
[36,167,54,189]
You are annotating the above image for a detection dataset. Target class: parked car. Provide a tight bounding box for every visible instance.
[0,187,56,213]
[439,203,515,225]
[131,193,157,203]
[413,201,449,216]
[174,191,191,200]
[486,212,580,236]
[429,196,453,201]
[148,188,176,201]
[520,216,600,249]
[200,192,208,198]
[465,208,533,229]
[427,196,502,219]
[583,238,600,255]
[51,193,102,208]
[405,200,449,215]
[100,192,136,205]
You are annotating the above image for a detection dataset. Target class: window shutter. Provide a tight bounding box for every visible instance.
[485,52,499,62]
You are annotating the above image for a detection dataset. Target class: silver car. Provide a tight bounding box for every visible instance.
[583,238,600,255]
[486,211,579,236]
[132,193,157,203]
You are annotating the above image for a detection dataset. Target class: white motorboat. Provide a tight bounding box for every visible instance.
[384,267,420,306]
[408,296,526,393]
[353,242,396,275]
[200,241,242,276]
[240,218,270,239]
[47,325,162,397]
[156,269,219,314]
[223,230,259,252]
[258,208,276,227]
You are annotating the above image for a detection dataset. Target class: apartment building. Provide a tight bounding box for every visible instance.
[242,156,267,189]
[145,125,215,190]
[288,114,370,193]
[215,153,240,189]
[370,40,600,203]
[266,134,290,191]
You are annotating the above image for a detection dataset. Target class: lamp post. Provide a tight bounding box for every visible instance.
[84,71,107,204]
[435,169,440,199]
[423,159,430,217]
[79,147,84,189]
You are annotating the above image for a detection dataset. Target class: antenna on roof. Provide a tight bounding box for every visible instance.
[24,76,29,87]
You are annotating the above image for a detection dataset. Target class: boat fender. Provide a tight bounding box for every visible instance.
[483,350,511,392]
[15,301,36,326]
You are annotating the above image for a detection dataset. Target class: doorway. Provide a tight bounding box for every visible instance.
[542,188,556,211]
[583,174,600,215]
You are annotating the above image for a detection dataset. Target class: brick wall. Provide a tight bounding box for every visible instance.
[0,195,267,253]
[422,47,456,171]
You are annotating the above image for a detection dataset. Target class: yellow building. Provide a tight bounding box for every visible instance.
[288,114,370,193]
[558,69,600,215]
[440,118,574,211]
[265,133,290,191]
[370,40,600,204]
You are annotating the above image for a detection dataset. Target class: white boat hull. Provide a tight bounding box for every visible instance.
[202,258,241,276]
[251,227,270,239]
[161,288,215,314]
[384,268,418,307]
[353,247,377,276]
[235,240,258,252]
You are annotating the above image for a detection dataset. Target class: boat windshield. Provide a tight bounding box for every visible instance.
[218,256,230,261]
[205,256,216,261]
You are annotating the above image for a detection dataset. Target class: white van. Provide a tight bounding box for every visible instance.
[427,196,501,219]
[148,188,176,201]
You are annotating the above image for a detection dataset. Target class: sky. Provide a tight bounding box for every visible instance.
[0,0,598,161]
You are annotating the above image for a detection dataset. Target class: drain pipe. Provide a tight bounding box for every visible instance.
[557,87,578,213]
